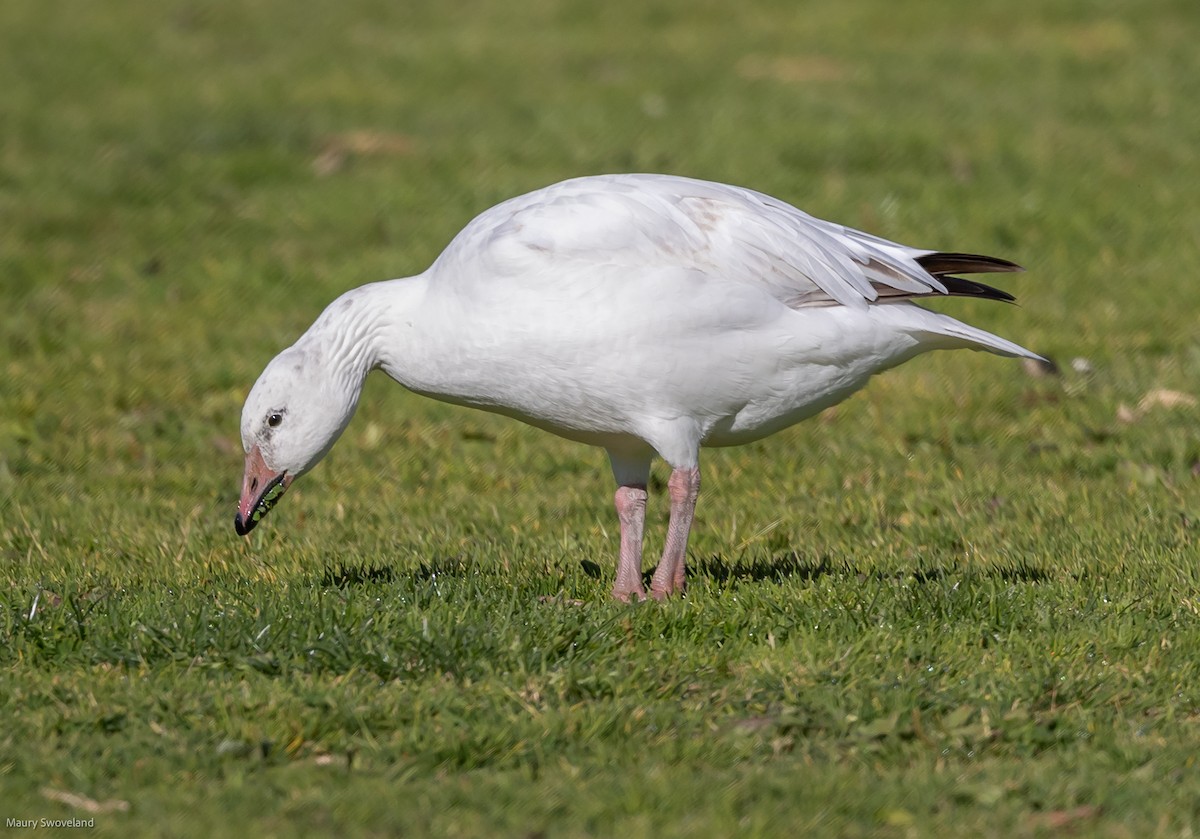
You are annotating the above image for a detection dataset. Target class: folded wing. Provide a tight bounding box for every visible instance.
[438,174,1023,310]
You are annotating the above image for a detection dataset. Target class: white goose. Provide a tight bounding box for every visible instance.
[235,174,1038,601]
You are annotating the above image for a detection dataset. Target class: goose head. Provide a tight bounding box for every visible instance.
[235,344,361,535]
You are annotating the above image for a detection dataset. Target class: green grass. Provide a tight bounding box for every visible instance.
[4,0,1200,835]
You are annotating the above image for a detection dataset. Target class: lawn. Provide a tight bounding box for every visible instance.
[4,0,1200,835]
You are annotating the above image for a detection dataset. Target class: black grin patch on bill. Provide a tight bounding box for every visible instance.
[236,472,288,535]
[252,472,288,523]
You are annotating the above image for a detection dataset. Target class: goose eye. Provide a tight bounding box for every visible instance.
[267,412,283,428]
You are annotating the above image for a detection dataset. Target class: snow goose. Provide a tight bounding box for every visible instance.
[235,174,1039,601]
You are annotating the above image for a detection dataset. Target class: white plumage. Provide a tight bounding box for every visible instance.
[235,174,1039,600]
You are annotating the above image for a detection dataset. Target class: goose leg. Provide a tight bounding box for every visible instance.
[608,450,652,602]
[649,466,700,599]
[612,484,648,601]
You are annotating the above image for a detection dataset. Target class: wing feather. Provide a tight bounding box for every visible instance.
[433,174,1017,310]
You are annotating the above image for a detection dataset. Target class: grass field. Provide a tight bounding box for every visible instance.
[4,0,1200,835]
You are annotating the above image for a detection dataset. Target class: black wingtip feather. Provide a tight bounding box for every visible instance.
[917,252,1024,276]
[938,275,1017,304]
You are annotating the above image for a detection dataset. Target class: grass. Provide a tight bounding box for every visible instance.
[4,0,1200,835]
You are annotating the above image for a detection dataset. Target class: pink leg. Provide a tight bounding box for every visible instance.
[612,485,648,602]
[649,466,701,600]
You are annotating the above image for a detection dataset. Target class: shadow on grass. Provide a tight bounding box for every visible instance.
[630,552,1054,587]
[326,552,1053,589]
[322,555,487,588]
[320,563,397,587]
[690,552,841,584]
[992,559,1054,583]
[578,552,843,586]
